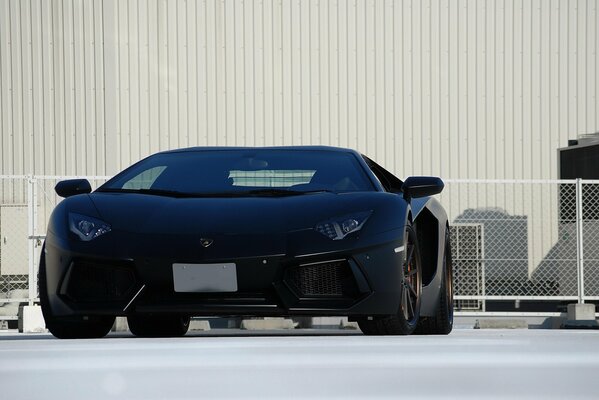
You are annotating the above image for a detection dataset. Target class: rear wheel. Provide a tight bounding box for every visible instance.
[415,230,454,335]
[127,314,190,337]
[358,223,422,335]
[39,249,115,339]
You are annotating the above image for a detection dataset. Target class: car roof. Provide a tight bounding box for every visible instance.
[159,145,360,155]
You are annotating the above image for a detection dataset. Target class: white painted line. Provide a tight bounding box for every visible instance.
[394,246,404,253]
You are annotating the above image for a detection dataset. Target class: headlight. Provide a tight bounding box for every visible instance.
[315,211,372,240]
[69,213,112,241]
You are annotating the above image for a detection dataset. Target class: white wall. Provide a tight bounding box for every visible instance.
[1,0,598,179]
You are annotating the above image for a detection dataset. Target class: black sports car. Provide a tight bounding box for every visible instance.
[40,146,452,338]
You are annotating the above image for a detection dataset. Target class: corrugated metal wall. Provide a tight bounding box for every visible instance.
[1,0,598,179]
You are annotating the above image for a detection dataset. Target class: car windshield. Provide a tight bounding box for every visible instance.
[98,149,376,196]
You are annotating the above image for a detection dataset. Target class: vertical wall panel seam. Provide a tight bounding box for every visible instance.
[348,0,360,147]
[259,0,264,145]
[475,0,478,179]
[9,0,14,173]
[175,0,179,147]
[25,0,33,173]
[92,0,97,173]
[0,0,4,174]
[70,0,79,169]
[528,0,532,178]
[271,0,275,143]
[61,0,67,173]
[391,0,395,173]
[167,0,171,147]
[496,0,500,178]
[204,0,208,143]
[138,0,142,155]
[51,0,57,174]
[429,0,432,175]
[328,0,331,145]
[299,0,303,145]
[411,0,414,170]
[197,0,201,144]
[215,0,219,143]
[557,0,560,155]
[101,0,107,173]
[567,0,569,138]
[309,0,312,145]
[288,0,292,145]
[456,0,459,180]
[185,0,189,147]
[82,0,87,174]
[544,0,548,176]
[382,0,386,163]
[128,0,132,161]
[252,0,256,146]
[117,0,121,163]
[517,0,521,178]
[39,0,46,175]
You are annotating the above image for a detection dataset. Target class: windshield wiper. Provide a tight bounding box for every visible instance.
[96,188,192,197]
[96,187,337,198]
[242,188,336,196]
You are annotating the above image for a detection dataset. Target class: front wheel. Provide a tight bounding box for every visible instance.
[358,223,422,335]
[127,314,190,337]
[39,249,115,339]
[415,229,454,335]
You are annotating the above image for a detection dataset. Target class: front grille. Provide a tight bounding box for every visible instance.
[285,260,357,297]
[64,259,137,303]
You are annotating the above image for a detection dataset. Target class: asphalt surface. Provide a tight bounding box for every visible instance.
[1,329,598,399]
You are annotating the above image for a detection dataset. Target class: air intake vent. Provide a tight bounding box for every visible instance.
[64,259,137,303]
[285,260,357,297]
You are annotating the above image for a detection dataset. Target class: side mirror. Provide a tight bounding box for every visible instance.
[55,179,92,198]
[402,176,444,199]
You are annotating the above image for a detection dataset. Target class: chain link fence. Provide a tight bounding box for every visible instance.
[0,176,31,322]
[0,176,598,321]
[442,179,599,314]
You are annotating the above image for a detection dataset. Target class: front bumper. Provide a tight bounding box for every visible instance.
[43,231,405,318]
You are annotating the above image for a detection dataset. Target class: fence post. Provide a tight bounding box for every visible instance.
[576,178,585,304]
[27,176,36,306]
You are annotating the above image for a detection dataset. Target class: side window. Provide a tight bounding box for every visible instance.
[122,166,167,189]
[362,156,403,193]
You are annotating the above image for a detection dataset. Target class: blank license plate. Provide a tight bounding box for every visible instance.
[172,263,238,293]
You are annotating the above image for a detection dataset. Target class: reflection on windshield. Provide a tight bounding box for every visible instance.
[99,150,375,195]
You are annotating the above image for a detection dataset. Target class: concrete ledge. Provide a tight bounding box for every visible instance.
[339,318,359,330]
[474,319,528,329]
[189,320,211,331]
[567,303,596,320]
[19,305,47,333]
[111,317,129,332]
[312,317,344,329]
[241,318,296,330]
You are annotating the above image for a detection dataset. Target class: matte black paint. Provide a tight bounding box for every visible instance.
[42,146,448,319]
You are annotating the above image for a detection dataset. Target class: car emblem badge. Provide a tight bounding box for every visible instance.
[200,238,214,248]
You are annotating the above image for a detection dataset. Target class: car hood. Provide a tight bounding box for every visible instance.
[88,191,386,235]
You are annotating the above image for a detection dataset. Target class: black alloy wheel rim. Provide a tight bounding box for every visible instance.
[402,232,420,323]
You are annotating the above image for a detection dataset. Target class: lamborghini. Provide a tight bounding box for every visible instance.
[39,146,452,338]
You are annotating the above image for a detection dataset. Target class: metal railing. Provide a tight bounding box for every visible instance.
[1,176,598,320]
[442,179,599,316]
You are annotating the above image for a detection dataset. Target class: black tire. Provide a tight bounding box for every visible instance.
[39,248,115,339]
[127,314,190,337]
[415,230,454,335]
[359,223,422,335]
